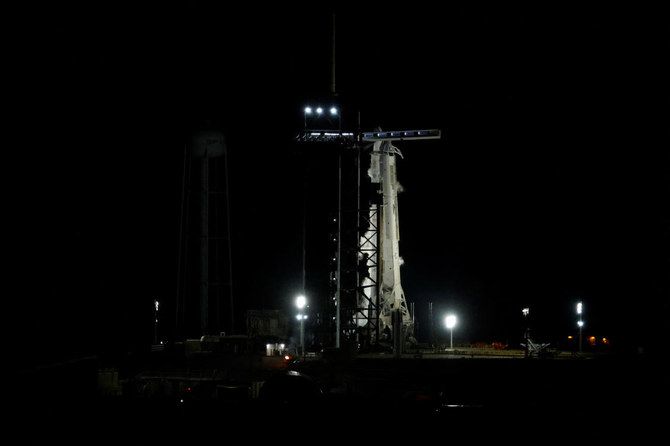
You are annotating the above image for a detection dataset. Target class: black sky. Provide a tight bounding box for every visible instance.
[10,5,668,359]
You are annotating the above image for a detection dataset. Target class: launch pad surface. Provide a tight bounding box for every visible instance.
[18,348,663,444]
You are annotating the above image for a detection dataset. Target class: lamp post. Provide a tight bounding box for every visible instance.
[577,302,583,353]
[296,295,307,357]
[577,319,584,353]
[445,314,457,350]
[522,307,530,358]
[154,300,160,345]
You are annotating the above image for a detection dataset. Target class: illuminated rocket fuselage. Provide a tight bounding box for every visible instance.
[366,140,412,336]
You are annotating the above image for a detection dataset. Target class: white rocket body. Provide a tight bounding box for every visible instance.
[363,140,412,337]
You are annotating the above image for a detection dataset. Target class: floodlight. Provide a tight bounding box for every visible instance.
[445,314,457,349]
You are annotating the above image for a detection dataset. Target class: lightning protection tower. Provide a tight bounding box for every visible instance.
[175,126,234,339]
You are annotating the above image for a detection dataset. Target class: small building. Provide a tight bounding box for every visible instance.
[246,310,290,355]
[246,310,289,338]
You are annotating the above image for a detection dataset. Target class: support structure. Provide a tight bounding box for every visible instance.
[355,204,381,347]
[176,128,234,339]
[296,126,440,355]
[294,14,441,354]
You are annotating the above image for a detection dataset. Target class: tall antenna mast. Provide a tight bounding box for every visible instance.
[330,13,336,95]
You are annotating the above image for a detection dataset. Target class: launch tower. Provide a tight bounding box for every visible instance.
[297,118,440,355]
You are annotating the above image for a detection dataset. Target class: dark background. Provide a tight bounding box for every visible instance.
[9,5,667,362]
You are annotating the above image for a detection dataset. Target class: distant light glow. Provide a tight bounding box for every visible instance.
[577,320,584,327]
[316,107,323,114]
[445,314,457,329]
[577,302,583,314]
[330,106,337,115]
[522,307,529,316]
[296,295,306,309]
[304,106,312,114]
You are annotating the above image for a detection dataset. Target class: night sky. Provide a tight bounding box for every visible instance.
[10,5,667,361]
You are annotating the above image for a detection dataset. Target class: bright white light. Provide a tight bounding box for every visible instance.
[155,300,159,311]
[445,314,457,329]
[577,302,583,314]
[304,106,312,114]
[522,307,529,316]
[296,295,306,309]
[578,320,584,327]
[316,107,323,114]
[330,106,338,115]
